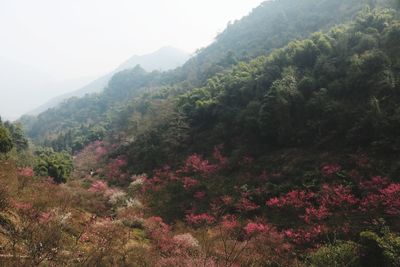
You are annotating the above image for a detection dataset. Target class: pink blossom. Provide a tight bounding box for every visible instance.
[95,146,108,157]
[244,222,269,236]
[144,216,170,241]
[321,184,358,207]
[213,146,229,167]
[359,176,389,191]
[321,164,341,176]
[182,177,199,189]
[236,198,260,211]
[106,157,127,181]
[39,211,53,224]
[266,197,281,207]
[182,154,217,174]
[172,233,199,249]
[303,205,330,223]
[284,226,324,244]
[89,180,109,193]
[13,201,33,211]
[221,215,240,232]
[221,195,234,205]
[266,190,315,209]
[359,193,381,211]
[194,191,206,200]
[186,213,215,226]
[379,183,400,215]
[18,167,34,178]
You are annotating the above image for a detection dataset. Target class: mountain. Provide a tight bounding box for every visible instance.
[177,0,396,87]
[77,46,190,96]
[5,0,400,266]
[23,0,379,148]
[28,46,190,115]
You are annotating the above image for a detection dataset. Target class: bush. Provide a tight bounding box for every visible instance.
[0,185,9,212]
[360,230,400,267]
[307,241,361,267]
[34,147,73,183]
[0,127,13,154]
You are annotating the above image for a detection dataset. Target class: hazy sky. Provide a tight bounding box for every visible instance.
[0,0,264,120]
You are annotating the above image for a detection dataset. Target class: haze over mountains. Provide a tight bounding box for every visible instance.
[28,46,190,116]
[0,57,97,121]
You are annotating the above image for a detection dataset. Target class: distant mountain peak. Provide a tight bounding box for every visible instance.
[116,46,189,72]
[27,46,190,116]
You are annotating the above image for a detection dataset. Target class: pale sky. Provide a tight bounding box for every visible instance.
[0,0,265,120]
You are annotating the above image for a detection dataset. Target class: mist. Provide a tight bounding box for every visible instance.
[0,0,264,120]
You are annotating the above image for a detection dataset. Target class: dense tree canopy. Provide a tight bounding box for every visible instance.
[0,126,13,154]
[22,0,397,155]
[34,147,73,183]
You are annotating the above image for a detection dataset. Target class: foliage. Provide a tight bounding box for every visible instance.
[176,8,400,155]
[0,125,13,154]
[34,147,73,183]
[307,241,361,267]
[3,121,28,151]
[0,184,9,212]
[21,0,396,155]
[360,230,400,267]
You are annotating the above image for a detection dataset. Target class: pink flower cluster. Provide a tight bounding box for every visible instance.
[221,215,240,232]
[236,197,260,212]
[186,213,215,226]
[12,200,33,211]
[244,222,270,236]
[266,190,315,209]
[194,191,206,200]
[213,146,229,167]
[18,167,34,178]
[182,154,217,174]
[320,184,358,207]
[182,177,199,189]
[106,157,128,183]
[284,225,324,244]
[88,180,109,193]
[359,176,389,190]
[360,182,400,215]
[39,211,53,224]
[321,163,341,176]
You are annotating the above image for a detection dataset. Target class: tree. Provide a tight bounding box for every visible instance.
[34,148,73,183]
[3,122,29,151]
[0,126,13,154]
[259,67,304,145]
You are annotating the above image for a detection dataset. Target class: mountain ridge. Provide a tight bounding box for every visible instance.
[27,46,190,116]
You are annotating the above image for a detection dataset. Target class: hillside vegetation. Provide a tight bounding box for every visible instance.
[1,0,400,266]
[21,0,389,153]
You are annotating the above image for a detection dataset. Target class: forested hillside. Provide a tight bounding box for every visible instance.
[1,0,400,266]
[178,0,394,85]
[21,0,392,153]
[28,47,189,116]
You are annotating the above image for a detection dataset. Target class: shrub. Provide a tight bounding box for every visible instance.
[307,241,361,267]
[0,126,13,154]
[360,230,400,267]
[0,185,9,211]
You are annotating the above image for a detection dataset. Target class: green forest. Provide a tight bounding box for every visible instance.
[1,0,400,266]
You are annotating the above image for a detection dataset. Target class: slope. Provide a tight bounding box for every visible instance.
[22,0,383,153]
[28,47,189,116]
